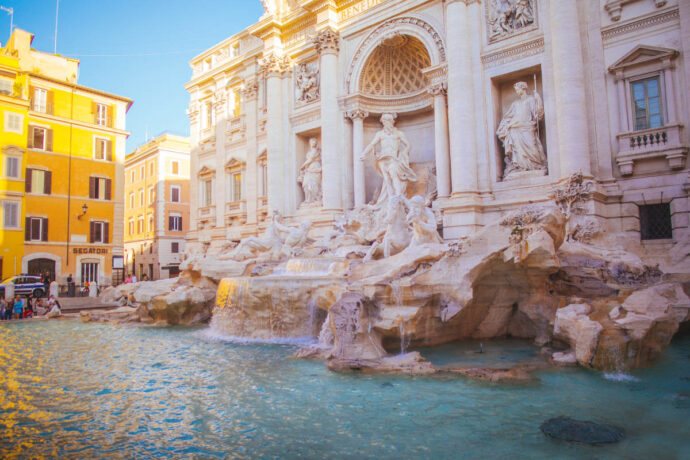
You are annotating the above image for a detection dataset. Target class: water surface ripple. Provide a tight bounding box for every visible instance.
[0,321,688,459]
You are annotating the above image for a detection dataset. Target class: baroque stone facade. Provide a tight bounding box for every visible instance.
[185,0,690,250]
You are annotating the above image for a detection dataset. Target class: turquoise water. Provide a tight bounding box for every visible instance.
[0,320,688,459]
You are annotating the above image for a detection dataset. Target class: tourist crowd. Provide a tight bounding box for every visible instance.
[0,295,61,320]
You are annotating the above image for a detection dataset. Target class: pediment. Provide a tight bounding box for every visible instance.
[257,149,267,162]
[225,157,245,169]
[198,165,216,176]
[2,145,25,155]
[609,45,678,72]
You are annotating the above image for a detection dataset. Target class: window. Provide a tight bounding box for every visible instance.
[4,112,22,134]
[148,214,154,232]
[89,221,109,243]
[140,165,145,180]
[169,214,182,231]
[32,88,48,113]
[130,170,135,183]
[81,262,99,285]
[128,218,134,236]
[171,242,179,253]
[233,89,242,117]
[201,179,213,207]
[204,100,213,128]
[2,201,19,228]
[95,103,108,126]
[25,168,52,195]
[261,164,268,196]
[149,161,155,176]
[171,160,179,175]
[29,126,52,151]
[137,216,144,233]
[632,77,663,131]
[89,177,112,200]
[25,217,48,242]
[94,137,112,161]
[0,78,12,95]
[639,203,672,240]
[171,185,180,203]
[229,172,242,202]
[139,188,144,206]
[129,192,135,209]
[149,186,155,204]
[4,157,19,178]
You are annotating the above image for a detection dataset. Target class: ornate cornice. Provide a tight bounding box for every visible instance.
[259,53,291,77]
[481,37,544,68]
[601,7,679,43]
[313,27,339,55]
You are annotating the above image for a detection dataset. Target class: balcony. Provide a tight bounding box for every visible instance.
[227,115,246,134]
[226,200,247,225]
[616,123,688,176]
[198,206,216,219]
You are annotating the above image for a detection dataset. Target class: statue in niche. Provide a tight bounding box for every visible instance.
[497,81,546,178]
[407,196,443,246]
[298,138,322,205]
[360,113,417,207]
[488,0,536,41]
[295,63,319,103]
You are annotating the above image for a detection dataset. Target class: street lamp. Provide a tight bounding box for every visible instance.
[77,203,88,219]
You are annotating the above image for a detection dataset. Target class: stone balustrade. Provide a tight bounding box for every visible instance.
[227,115,246,134]
[616,123,687,175]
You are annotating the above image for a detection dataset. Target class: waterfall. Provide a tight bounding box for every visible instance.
[209,278,250,336]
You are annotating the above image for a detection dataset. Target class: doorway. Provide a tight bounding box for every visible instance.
[28,258,56,281]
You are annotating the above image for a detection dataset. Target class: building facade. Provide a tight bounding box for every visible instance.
[0,29,132,286]
[124,134,190,280]
[185,0,690,252]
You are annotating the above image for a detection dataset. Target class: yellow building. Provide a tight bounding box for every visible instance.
[0,29,132,287]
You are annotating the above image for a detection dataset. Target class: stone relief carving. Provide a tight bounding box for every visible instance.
[497,81,546,179]
[360,113,417,207]
[488,0,537,41]
[298,138,322,205]
[295,63,319,104]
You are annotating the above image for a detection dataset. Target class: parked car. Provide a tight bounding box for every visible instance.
[0,275,46,298]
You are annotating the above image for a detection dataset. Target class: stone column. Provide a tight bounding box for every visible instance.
[445,0,478,194]
[663,60,677,123]
[314,28,342,211]
[260,54,289,214]
[614,71,628,132]
[428,83,451,198]
[347,110,368,207]
[550,0,592,177]
[242,80,259,225]
[214,87,227,229]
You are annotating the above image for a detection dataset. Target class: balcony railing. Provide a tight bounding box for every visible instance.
[616,123,688,175]
[198,206,216,218]
[30,100,54,115]
[226,200,247,216]
[227,115,246,134]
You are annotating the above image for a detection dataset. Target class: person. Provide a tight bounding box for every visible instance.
[0,298,6,321]
[496,81,546,177]
[131,273,137,283]
[360,113,417,207]
[46,295,61,318]
[23,299,34,318]
[125,274,133,284]
[298,138,323,204]
[67,273,75,297]
[42,271,50,296]
[35,298,47,316]
[142,273,149,281]
[80,281,90,297]
[12,295,23,319]
[2,298,10,320]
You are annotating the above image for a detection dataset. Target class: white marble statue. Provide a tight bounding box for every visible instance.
[275,219,313,257]
[298,138,322,204]
[295,63,319,103]
[219,210,284,261]
[360,113,417,207]
[488,0,536,40]
[363,195,411,262]
[497,81,546,177]
[407,195,443,246]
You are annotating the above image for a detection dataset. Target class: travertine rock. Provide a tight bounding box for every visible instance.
[553,303,603,366]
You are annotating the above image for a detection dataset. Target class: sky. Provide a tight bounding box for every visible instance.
[0,0,264,150]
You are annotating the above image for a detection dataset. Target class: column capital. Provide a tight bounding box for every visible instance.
[427,82,448,97]
[259,53,291,78]
[346,109,369,121]
[445,0,480,6]
[314,27,339,55]
[241,79,259,101]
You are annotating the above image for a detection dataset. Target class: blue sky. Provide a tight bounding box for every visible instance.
[1,0,263,150]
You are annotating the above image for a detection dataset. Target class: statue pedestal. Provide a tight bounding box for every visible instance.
[503,169,547,182]
[296,203,341,238]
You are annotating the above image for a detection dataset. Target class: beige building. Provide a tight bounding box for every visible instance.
[124,134,190,280]
[185,0,690,252]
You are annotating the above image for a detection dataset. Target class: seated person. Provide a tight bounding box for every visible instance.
[46,295,62,318]
[34,298,48,316]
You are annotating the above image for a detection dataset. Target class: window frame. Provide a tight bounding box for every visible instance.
[169,214,182,232]
[128,218,134,236]
[2,201,19,228]
[170,185,181,203]
[129,192,135,209]
[171,242,179,253]
[148,213,154,233]
[27,216,47,242]
[630,75,664,132]
[4,112,23,134]
[94,136,110,161]
[91,221,107,244]
[137,216,144,234]
[96,103,108,126]
[139,188,144,206]
[148,186,155,204]
[33,87,47,113]
[4,156,20,179]
[171,160,179,175]
[32,126,47,150]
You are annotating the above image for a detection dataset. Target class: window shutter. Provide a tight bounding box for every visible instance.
[25,168,32,192]
[47,91,54,115]
[41,218,48,242]
[107,105,114,128]
[106,140,112,161]
[105,179,112,200]
[44,170,52,195]
[45,129,53,152]
[89,177,96,199]
[179,216,183,231]
[104,222,109,244]
[89,221,95,243]
[29,86,34,107]
[92,101,98,124]
[25,217,30,241]
[27,126,34,148]
[168,216,173,231]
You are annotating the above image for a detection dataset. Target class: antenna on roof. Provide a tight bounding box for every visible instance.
[0,6,13,37]
[54,0,59,54]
